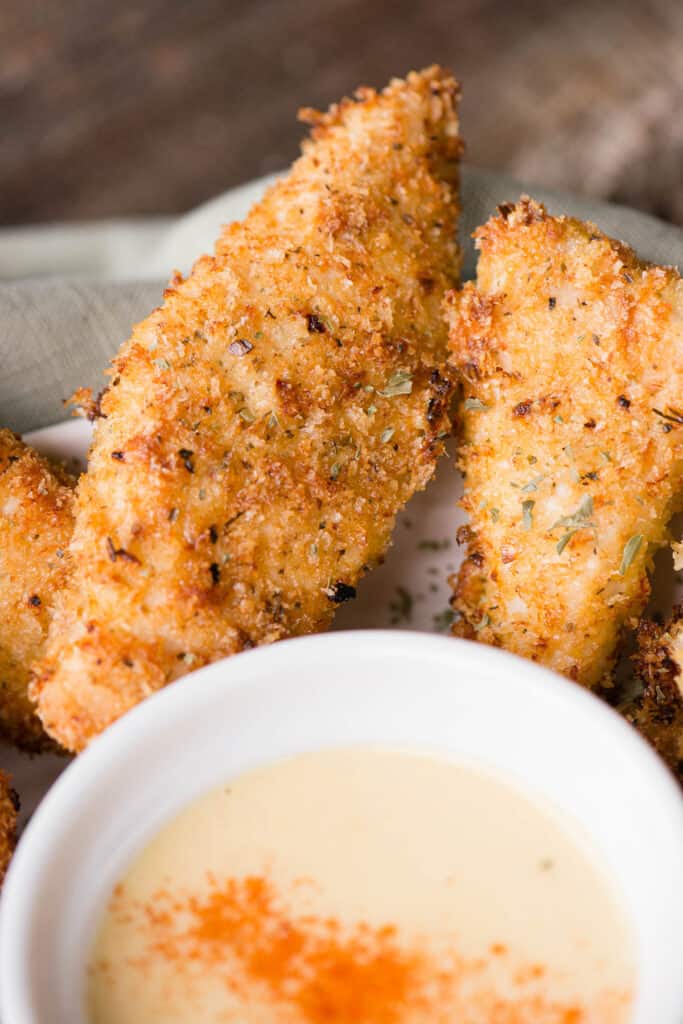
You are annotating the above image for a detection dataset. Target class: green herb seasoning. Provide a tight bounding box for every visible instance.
[379,370,413,397]
[553,495,593,529]
[619,534,643,575]
[556,531,576,556]
[553,495,596,555]
[576,494,594,518]
[521,475,545,493]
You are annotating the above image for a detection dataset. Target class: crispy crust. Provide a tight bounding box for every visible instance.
[0,430,74,751]
[33,67,462,752]
[446,197,683,687]
[628,608,683,781]
[0,771,19,885]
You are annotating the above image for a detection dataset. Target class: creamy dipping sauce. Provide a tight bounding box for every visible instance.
[87,749,633,1024]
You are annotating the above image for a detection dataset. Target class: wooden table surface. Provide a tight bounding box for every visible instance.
[2,0,682,226]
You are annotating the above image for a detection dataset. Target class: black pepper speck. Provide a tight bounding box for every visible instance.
[306,314,326,334]
[325,581,357,603]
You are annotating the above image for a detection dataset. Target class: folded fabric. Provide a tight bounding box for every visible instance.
[2,168,682,434]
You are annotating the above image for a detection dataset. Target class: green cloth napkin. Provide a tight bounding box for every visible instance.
[2,168,682,434]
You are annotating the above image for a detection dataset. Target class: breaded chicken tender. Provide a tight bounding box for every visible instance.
[0,430,74,750]
[628,607,683,782]
[34,67,462,752]
[446,198,683,687]
[0,771,19,885]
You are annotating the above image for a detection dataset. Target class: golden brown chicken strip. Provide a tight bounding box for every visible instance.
[0,430,74,750]
[627,608,683,782]
[33,67,461,752]
[446,198,683,687]
[0,771,19,885]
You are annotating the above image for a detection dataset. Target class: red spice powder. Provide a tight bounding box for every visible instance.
[106,873,630,1024]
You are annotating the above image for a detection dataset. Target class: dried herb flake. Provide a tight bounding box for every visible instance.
[379,370,413,397]
[521,474,545,493]
[619,534,643,575]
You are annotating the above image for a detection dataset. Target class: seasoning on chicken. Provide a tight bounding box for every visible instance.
[33,66,462,752]
[0,430,74,751]
[446,198,683,687]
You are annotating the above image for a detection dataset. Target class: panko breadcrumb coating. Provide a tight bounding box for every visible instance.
[0,771,19,885]
[628,607,683,782]
[0,430,74,750]
[446,198,683,687]
[34,66,462,752]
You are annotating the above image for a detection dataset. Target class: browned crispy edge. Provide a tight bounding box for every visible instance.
[0,772,19,886]
[628,607,683,783]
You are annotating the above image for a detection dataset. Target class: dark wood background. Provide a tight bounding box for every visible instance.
[2,0,682,226]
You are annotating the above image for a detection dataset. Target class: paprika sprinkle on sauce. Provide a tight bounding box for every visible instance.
[131,875,434,1023]
[87,749,634,1024]
[90,872,631,1024]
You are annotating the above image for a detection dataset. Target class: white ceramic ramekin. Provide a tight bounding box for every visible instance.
[2,631,683,1023]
